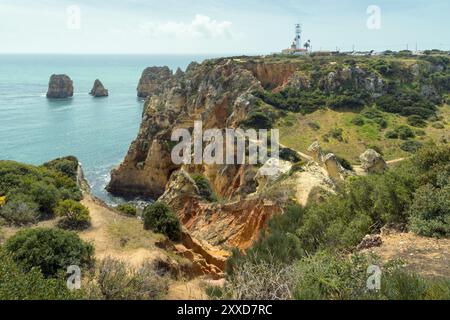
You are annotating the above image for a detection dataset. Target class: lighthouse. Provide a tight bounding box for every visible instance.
[295,24,302,50]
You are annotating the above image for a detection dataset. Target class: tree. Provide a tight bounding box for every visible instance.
[55,199,91,230]
[143,203,182,241]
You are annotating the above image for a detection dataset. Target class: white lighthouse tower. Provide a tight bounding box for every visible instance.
[295,24,302,50]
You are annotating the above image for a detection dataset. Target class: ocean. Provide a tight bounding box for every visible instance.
[0,54,215,204]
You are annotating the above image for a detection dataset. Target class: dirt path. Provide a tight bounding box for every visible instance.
[363,231,450,279]
[79,194,166,267]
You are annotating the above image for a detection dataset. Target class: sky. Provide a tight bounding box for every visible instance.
[0,0,449,54]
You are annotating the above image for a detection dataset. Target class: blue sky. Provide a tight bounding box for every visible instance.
[0,0,449,54]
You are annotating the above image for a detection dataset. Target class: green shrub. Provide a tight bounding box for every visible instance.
[117,203,137,216]
[43,156,79,181]
[0,194,39,226]
[5,228,94,278]
[293,252,371,300]
[408,115,427,128]
[0,160,82,222]
[385,130,399,139]
[279,148,301,163]
[55,200,91,230]
[241,111,273,129]
[191,174,217,202]
[432,122,445,129]
[336,155,353,171]
[400,140,423,153]
[351,116,365,126]
[0,249,83,300]
[30,181,59,216]
[396,125,416,140]
[143,203,182,241]
[408,184,450,238]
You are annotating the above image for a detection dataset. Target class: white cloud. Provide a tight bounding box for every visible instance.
[140,14,233,39]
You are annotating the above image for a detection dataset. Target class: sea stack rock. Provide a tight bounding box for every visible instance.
[90,79,109,97]
[137,66,172,98]
[46,74,74,99]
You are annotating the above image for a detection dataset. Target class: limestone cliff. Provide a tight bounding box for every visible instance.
[107,57,375,263]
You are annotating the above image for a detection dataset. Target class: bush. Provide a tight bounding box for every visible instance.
[336,155,353,171]
[55,200,91,230]
[293,252,372,300]
[5,228,94,277]
[396,126,415,140]
[117,203,137,216]
[0,194,39,226]
[43,156,79,181]
[400,140,423,153]
[432,122,445,129]
[30,181,59,216]
[143,203,182,241]
[279,148,301,163]
[351,116,365,126]
[224,258,297,300]
[241,111,274,129]
[0,249,83,300]
[0,160,82,222]
[385,130,399,139]
[408,115,427,128]
[89,257,169,300]
[408,184,450,238]
[191,174,217,202]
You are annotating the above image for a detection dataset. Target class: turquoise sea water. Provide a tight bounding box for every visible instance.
[0,54,214,203]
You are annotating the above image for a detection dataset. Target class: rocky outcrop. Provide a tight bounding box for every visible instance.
[108,59,262,199]
[46,74,73,99]
[318,66,385,96]
[241,61,298,91]
[359,149,387,174]
[137,66,173,98]
[89,79,108,97]
[308,141,324,163]
[254,158,292,191]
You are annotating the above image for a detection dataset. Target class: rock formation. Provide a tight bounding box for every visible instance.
[137,66,173,98]
[89,79,108,97]
[308,141,324,163]
[359,149,388,174]
[108,57,399,273]
[46,74,73,99]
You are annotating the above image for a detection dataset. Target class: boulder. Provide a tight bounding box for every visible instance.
[137,66,173,98]
[254,158,292,190]
[46,74,73,99]
[89,79,108,97]
[359,149,387,174]
[323,153,346,182]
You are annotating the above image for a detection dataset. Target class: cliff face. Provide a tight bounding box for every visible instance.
[108,59,263,199]
[107,56,401,263]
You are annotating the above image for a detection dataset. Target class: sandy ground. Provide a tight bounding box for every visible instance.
[363,231,450,279]
[79,194,208,299]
